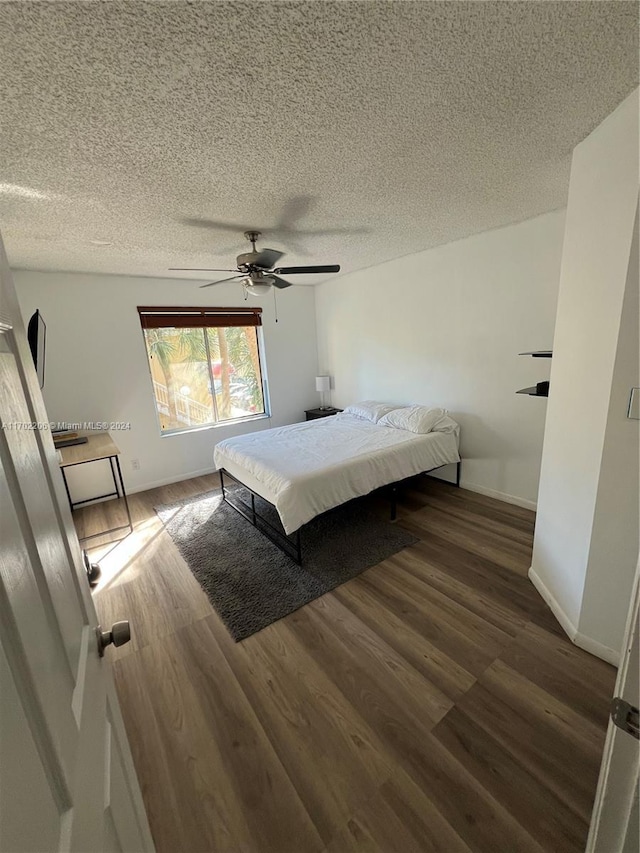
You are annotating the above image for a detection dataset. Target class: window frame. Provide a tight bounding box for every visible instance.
[137,306,270,437]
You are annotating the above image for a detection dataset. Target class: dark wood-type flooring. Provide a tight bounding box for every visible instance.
[80,474,616,853]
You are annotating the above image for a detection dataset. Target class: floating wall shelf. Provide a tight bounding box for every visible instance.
[517,385,549,398]
[517,351,552,397]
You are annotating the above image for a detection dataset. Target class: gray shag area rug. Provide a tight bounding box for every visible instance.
[155,487,418,641]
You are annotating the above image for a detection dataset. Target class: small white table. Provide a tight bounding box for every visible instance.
[58,433,133,541]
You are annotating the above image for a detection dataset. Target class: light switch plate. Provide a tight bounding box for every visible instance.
[628,388,640,420]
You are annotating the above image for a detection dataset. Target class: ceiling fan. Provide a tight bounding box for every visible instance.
[169,230,340,295]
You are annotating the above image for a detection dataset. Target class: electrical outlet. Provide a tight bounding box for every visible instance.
[131,458,140,470]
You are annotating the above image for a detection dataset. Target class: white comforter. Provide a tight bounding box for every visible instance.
[214,413,460,534]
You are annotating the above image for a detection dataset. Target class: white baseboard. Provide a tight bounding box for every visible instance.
[134,467,535,509]
[573,631,620,667]
[128,465,217,495]
[528,566,579,640]
[133,469,536,508]
[528,567,620,666]
[460,480,537,511]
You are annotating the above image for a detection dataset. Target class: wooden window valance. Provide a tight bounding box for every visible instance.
[137,306,262,329]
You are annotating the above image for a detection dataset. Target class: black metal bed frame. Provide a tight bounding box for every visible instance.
[219,458,461,565]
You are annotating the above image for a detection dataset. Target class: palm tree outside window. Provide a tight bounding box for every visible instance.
[138,306,268,434]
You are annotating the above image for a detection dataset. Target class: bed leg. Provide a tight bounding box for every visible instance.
[455,460,461,487]
[219,468,226,500]
[390,485,398,522]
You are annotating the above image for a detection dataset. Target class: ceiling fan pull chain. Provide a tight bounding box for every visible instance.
[273,287,279,323]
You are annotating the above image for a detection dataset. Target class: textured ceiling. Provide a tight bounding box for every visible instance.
[0,1,637,283]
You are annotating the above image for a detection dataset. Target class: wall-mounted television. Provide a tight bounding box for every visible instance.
[27,309,46,389]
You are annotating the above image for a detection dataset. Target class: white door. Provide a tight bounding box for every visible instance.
[0,235,154,852]
[587,558,640,853]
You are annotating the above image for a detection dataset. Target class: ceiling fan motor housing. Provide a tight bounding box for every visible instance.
[236,251,261,269]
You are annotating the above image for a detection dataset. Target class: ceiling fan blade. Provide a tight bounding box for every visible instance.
[180,217,249,233]
[276,195,314,229]
[270,275,293,289]
[272,264,340,275]
[285,226,369,237]
[199,276,243,288]
[169,267,238,272]
[253,248,284,269]
[268,234,310,257]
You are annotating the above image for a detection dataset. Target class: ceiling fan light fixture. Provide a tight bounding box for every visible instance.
[243,277,272,296]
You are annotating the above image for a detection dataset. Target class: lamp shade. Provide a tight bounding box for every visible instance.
[315,375,331,393]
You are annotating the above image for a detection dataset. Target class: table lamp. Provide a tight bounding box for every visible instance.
[315,375,331,410]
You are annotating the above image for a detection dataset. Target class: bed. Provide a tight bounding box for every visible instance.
[213,403,461,563]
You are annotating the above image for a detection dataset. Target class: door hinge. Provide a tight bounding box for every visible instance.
[611,697,640,739]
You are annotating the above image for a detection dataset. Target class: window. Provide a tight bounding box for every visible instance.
[138,306,268,435]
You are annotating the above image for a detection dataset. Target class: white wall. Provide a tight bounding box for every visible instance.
[530,89,639,664]
[579,220,639,654]
[14,271,319,498]
[315,210,566,508]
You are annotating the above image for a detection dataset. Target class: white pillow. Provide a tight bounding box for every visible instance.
[342,400,403,423]
[378,405,449,434]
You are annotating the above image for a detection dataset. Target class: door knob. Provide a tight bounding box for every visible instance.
[96,621,131,656]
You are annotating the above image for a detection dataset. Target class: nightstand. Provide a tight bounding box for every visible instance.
[305,407,343,421]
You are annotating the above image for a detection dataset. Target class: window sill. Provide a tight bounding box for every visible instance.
[159,412,271,438]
